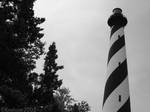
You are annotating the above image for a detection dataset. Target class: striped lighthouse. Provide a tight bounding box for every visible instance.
[102,8,131,112]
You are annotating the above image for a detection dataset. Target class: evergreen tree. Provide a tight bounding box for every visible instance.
[0,0,45,107]
[40,42,63,105]
[28,42,63,110]
[0,85,26,108]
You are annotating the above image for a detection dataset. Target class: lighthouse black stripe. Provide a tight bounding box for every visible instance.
[107,35,125,64]
[110,25,122,37]
[118,98,131,112]
[103,59,127,105]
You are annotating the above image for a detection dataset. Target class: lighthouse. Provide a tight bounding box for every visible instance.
[102,8,131,112]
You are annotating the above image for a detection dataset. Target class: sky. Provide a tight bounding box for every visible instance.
[34,0,150,112]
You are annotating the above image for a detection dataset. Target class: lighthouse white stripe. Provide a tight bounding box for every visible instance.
[110,27,124,47]
[107,46,126,80]
[103,76,130,112]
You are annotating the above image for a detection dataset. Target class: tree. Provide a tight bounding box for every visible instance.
[54,87,91,112]
[71,104,79,112]
[27,42,63,111]
[0,0,45,107]
[39,42,63,105]
[54,87,75,112]
[69,101,90,112]
[0,0,45,74]
[77,101,90,112]
[0,85,26,108]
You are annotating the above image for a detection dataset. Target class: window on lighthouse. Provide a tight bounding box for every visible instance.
[119,95,122,102]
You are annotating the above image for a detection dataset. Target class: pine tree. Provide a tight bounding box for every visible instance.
[40,42,63,105]
[0,0,45,107]
[28,42,63,110]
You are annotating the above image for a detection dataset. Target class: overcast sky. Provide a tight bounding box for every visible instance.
[34,0,150,112]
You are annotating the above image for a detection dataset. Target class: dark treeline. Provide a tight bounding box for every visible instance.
[0,0,90,112]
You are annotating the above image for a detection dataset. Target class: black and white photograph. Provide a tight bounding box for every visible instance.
[0,0,150,112]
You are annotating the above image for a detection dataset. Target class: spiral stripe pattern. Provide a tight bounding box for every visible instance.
[103,8,131,112]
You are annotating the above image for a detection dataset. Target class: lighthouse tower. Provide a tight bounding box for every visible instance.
[102,8,131,112]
